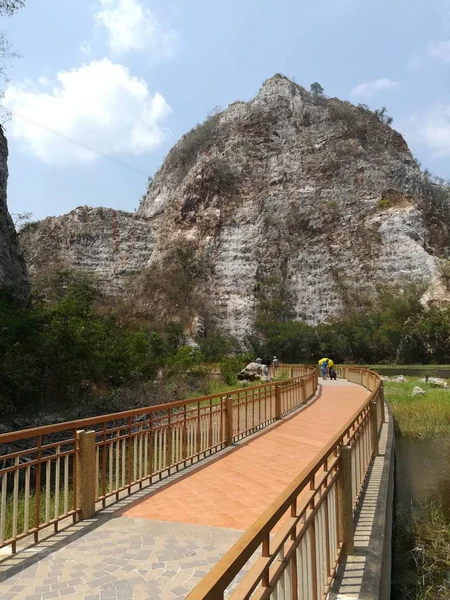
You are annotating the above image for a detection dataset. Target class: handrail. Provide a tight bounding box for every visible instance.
[0,375,302,444]
[187,366,383,600]
[0,367,318,553]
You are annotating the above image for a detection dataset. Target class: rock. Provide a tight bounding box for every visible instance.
[381,376,391,381]
[412,386,426,396]
[19,75,450,339]
[428,377,449,388]
[238,362,271,383]
[394,375,406,382]
[0,127,29,299]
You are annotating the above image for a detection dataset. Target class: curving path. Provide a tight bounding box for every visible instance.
[0,379,369,600]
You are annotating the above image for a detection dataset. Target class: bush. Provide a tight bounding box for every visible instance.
[377,198,391,210]
[208,158,238,195]
[438,260,450,290]
[197,332,240,362]
[168,110,223,180]
[220,356,248,386]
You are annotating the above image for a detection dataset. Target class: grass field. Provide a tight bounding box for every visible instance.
[385,377,450,438]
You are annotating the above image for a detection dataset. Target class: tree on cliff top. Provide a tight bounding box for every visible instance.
[0,0,25,92]
[0,1,24,16]
[310,82,324,97]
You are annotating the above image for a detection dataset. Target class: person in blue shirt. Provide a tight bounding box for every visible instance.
[320,360,328,380]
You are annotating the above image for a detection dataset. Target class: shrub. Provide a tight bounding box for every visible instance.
[167,110,223,180]
[19,220,39,234]
[208,158,238,195]
[373,106,393,126]
[438,260,450,290]
[377,198,391,210]
[220,356,247,386]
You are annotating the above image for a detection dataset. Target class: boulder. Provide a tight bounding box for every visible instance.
[237,362,271,383]
[412,386,426,396]
[394,375,406,382]
[427,377,449,389]
[381,376,391,381]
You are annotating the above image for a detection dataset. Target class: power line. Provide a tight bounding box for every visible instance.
[0,104,151,178]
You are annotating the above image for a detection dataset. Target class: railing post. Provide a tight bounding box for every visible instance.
[370,400,379,457]
[300,378,306,404]
[337,445,354,555]
[76,430,96,519]
[380,381,386,423]
[275,384,282,419]
[225,396,234,446]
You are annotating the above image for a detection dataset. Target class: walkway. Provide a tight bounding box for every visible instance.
[0,380,369,600]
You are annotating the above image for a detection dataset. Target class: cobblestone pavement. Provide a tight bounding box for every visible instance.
[0,517,246,600]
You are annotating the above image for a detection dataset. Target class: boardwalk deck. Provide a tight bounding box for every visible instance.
[0,380,369,600]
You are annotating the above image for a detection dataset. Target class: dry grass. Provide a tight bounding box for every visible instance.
[394,501,450,599]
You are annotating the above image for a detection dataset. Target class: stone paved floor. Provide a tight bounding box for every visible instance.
[0,380,369,599]
[0,517,248,600]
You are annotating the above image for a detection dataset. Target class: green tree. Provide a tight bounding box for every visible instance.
[310,82,324,97]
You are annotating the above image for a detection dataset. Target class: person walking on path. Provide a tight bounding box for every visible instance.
[320,359,328,380]
[329,366,337,381]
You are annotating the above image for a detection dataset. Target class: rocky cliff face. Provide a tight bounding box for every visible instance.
[20,75,450,337]
[0,127,29,299]
[22,206,154,296]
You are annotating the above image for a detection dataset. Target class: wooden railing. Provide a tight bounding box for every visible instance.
[187,366,384,600]
[0,368,317,553]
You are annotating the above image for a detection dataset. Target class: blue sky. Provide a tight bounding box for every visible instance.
[2,0,450,220]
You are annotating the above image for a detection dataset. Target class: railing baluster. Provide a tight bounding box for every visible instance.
[12,456,19,543]
[55,445,60,524]
[64,453,69,515]
[24,465,31,534]
[0,470,7,544]
[34,435,42,544]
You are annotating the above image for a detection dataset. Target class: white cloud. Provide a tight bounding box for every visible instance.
[350,78,399,98]
[428,40,450,62]
[408,104,450,157]
[96,0,178,57]
[3,59,172,165]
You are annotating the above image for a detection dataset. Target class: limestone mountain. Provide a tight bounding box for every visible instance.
[20,75,450,339]
[0,126,29,299]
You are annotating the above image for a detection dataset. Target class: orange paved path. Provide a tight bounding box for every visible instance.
[122,381,370,531]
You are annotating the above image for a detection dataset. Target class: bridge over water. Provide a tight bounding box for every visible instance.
[0,367,391,600]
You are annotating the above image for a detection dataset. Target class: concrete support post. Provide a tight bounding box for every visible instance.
[275,385,282,420]
[370,400,379,458]
[76,430,96,519]
[337,445,354,555]
[225,396,234,446]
